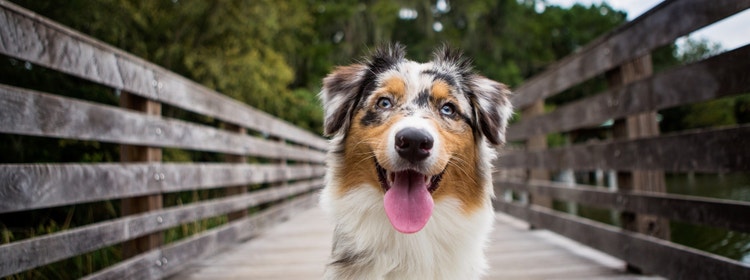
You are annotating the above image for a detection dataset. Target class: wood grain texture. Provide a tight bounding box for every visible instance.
[119,92,164,258]
[81,191,320,280]
[507,46,750,141]
[0,84,326,163]
[493,200,750,279]
[0,163,325,213]
[0,180,323,277]
[497,125,750,173]
[495,178,750,233]
[511,0,750,109]
[606,55,670,244]
[172,207,641,280]
[0,1,327,150]
[171,208,334,280]
[223,123,249,221]
[523,100,552,211]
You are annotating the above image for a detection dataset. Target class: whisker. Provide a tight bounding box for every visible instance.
[446,156,481,187]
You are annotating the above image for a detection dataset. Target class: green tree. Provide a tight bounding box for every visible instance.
[659,38,739,132]
[10,0,323,134]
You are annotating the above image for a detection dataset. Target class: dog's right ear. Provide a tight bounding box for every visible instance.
[319,64,369,136]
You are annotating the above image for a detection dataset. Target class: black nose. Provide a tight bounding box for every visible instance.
[395,128,434,163]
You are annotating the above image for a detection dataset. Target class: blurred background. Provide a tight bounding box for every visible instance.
[2,0,748,137]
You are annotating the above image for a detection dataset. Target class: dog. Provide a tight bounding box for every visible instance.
[318,43,512,279]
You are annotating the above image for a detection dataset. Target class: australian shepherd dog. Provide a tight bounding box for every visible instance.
[318,43,512,279]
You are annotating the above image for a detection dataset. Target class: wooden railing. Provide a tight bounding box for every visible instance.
[494,0,750,279]
[0,1,326,279]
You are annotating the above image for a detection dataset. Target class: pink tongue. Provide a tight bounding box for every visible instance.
[383,170,434,234]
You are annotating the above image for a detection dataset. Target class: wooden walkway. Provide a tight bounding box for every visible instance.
[171,206,661,280]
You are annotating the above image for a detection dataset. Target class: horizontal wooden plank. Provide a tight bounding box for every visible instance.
[493,200,750,279]
[0,179,322,277]
[0,84,325,163]
[497,125,750,173]
[170,207,334,280]
[81,191,319,280]
[0,1,327,150]
[511,0,750,109]
[507,46,750,141]
[0,163,325,213]
[494,178,750,233]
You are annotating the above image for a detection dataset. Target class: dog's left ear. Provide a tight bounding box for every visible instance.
[318,64,369,136]
[319,43,406,136]
[466,75,513,145]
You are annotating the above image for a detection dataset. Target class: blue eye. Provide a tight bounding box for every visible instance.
[377,97,393,109]
[440,103,456,116]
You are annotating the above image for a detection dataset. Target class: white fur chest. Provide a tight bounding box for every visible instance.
[321,185,494,280]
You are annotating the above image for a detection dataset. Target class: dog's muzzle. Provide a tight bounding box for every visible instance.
[378,126,444,234]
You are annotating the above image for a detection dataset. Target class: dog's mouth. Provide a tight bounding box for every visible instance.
[375,161,444,194]
[375,160,445,234]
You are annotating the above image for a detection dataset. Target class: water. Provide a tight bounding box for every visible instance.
[666,172,750,264]
[666,172,750,202]
[554,172,750,264]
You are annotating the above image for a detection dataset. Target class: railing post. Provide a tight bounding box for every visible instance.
[271,136,288,188]
[119,92,163,258]
[223,122,248,221]
[607,54,670,272]
[523,100,552,213]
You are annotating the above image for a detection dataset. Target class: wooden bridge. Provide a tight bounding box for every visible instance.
[1,0,749,279]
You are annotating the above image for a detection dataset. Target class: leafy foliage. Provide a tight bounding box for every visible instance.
[9,0,731,135]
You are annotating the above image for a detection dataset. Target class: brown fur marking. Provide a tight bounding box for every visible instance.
[431,80,452,101]
[335,80,487,214]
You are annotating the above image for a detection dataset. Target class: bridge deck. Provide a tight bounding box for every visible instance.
[171,206,656,280]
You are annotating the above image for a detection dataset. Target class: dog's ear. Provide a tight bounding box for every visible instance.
[319,64,369,136]
[433,45,513,145]
[466,75,513,145]
[319,43,406,136]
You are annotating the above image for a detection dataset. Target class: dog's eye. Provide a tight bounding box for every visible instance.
[377,97,393,109]
[440,103,456,116]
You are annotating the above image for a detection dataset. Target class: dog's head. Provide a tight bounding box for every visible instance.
[320,43,512,234]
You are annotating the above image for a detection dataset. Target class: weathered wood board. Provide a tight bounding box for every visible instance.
[171,207,650,280]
